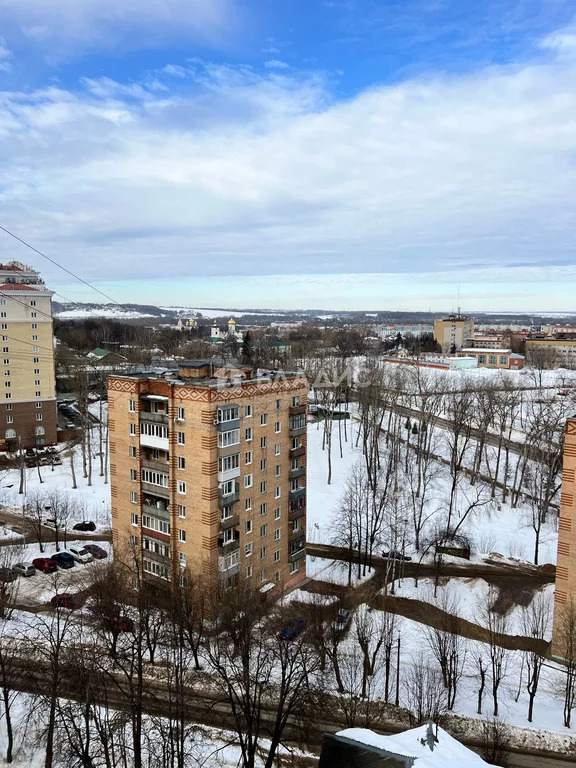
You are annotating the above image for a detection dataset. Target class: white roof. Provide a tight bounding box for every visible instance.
[337,725,488,767]
[461,348,511,354]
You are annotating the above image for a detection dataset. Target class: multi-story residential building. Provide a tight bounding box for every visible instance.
[526,336,576,368]
[0,261,57,450]
[108,360,308,593]
[433,314,474,352]
[553,418,576,660]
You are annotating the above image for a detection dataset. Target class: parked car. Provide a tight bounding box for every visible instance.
[50,593,83,610]
[73,521,96,532]
[381,550,412,562]
[25,459,36,468]
[25,449,35,458]
[38,457,51,466]
[46,446,57,454]
[51,456,62,466]
[51,552,75,570]
[12,562,36,577]
[331,608,352,633]
[66,546,93,564]
[33,557,58,574]
[279,617,307,641]
[83,544,107,560]
[0,567,17,583]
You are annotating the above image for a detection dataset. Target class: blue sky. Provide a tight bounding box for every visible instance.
[0,0,575,311]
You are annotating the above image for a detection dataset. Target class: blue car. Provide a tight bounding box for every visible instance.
[51,552,75,570]
[279,617,307,641]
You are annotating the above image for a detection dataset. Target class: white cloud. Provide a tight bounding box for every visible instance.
[0,0,235,54]
[264,60,291,70]
[0,39,12,71]
[1,36,576,310]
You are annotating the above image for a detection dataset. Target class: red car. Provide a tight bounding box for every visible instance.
[50,593,83,610]
[33,557,58,574]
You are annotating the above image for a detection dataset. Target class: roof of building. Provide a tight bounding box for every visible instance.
[0,282,42,291]
[336,725,488,767]
[461,348,511,354]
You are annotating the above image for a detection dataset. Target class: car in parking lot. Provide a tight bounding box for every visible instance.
[51,552,75,570]
[12,562,36,577]
[73,521,96,532]
[51,456,62,466]
[381,550,412,562]
[279,617,307,641]
[33,557,58,574]
[25,449,35,458]
[84,544,107,560]
[51,593,83,610]
[0,567,17,583]
[331,608,352,633]
[66,546,93,564]
[38,457,51,466]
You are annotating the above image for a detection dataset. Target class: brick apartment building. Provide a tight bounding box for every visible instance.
[0,261,57,450]
[553,418,576,659]
[108,360,308,592]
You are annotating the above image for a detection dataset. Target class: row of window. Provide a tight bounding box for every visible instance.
[5,426,45,439]
[131,397,302,422]
[5,391,42,400]
[0,300,37,307]
[244,561,300,580]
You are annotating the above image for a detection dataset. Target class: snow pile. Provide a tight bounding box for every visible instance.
[338,724,488,766]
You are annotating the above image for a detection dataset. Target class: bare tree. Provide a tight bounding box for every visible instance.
[424,589,467,710]
[521,591,551,723]
[478,589,509,718]
[402,654,447,725]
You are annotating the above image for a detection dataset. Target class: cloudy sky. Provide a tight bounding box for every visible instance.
[0,0,575,311]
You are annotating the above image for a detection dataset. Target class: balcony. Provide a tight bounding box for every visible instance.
[142,458,170,473]
[219,482,240,507]
[217,418,240,432]
[289,541,306,561]
[141,482,169,499]
[289,487,305,502]
[289,425,306,438]
[289,467,305,481]
[140,431,169,451]
[140,412,169,426]
[219,551,240,576]
[220,514,240,531]
[289,505,306,521]
[218,466,241,484]
[289,525,302,540]
[289,405,306,416]
[290,445,306,459]
[218,537,240,554]
[142,503,170,520]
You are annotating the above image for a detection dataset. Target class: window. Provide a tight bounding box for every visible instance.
[141,422,169,440]
[290,561,299,574]
[260,481,267,493]
[143,537,170,557]
[260,503,267,516]
[275,464,281,477]
[292,396,300,407]
[130,469,137,481]
[245,451,252,465]
[130,491,138,503]
[274,507,281,520]
[3,382,9,388]
[6,416,12,424]
[274,486,281,499]
[274,528,281,541]
[31,323,37,330]
[0,301,4,306]
[2,349,7,354]
[245,542,253,557]
[244,474,253,488]
[34,368,39,375]
[177,431,185,445]
[30,300,36,307]
[218,406,239,423]
[478,355,486,364]
[32,335,38,341]
[179,552,187,568]
[218,429,240,447]
[274,421,281,433]
[5,404,11,411]
[260,413,267,426]
[34,380,40,386]
[290,414,306,430]
[2,360,7,366]
[130,423,136,436]
[245,497,252,511]
[222,528,234,544]
[0,313,5,318]
[143,560,169,580]
[260,548,266,560]
[220,479,236,496]
[35,426,45,436]
[260,436,267,449]
[33,357,38,363]
[177,456,186,470]
[131,513,138,526]
[177,406,185,420]
[275,443,280,455]
[245,519,253,535]
[142,469,169,487]
[31,312,36,318]
[291,457,300,470]
[291,519,300,532]
[129,399,136,412]
[3,371,8,377]
[178,529,186,542]
[221,506,233,521]
[36,402,42,408]
[244,405,252,417]
[274,550,281,562]
[260,458,267,471]
[500,356,508,365]
[1,338,7,343]
[4,394,11,400]
[246,565,253,578]
[5,428,15,439]
[219,454,239,472]
[245,427,252,441]
[290,478,302,491]
[129,446,137,458]
[0,325,6,331]
[35,391,41,397]
[33,346,39,352]
[276,399,281,411]
[260,524,267,537]
[130,536,138,547]
[488,355,497,365]
[178,504,186,518]
[177,480,187,495]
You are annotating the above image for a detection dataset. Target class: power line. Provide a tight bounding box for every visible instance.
[0,224,125,308]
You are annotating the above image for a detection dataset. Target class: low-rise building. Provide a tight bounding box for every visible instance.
[457,348,524,370]
[526,336,576,368]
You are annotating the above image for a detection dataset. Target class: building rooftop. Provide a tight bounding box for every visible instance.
[461,348,512,354]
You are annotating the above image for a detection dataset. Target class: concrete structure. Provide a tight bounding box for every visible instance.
[108,360,308,593]
[457,348,525,370]
[553,418,576,660]
[433,314,474,352]
[0,261,57,450]
[383,356,477,371]
[526,337,576,368]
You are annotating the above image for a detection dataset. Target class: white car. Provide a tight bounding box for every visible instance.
[65,546,93,564]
